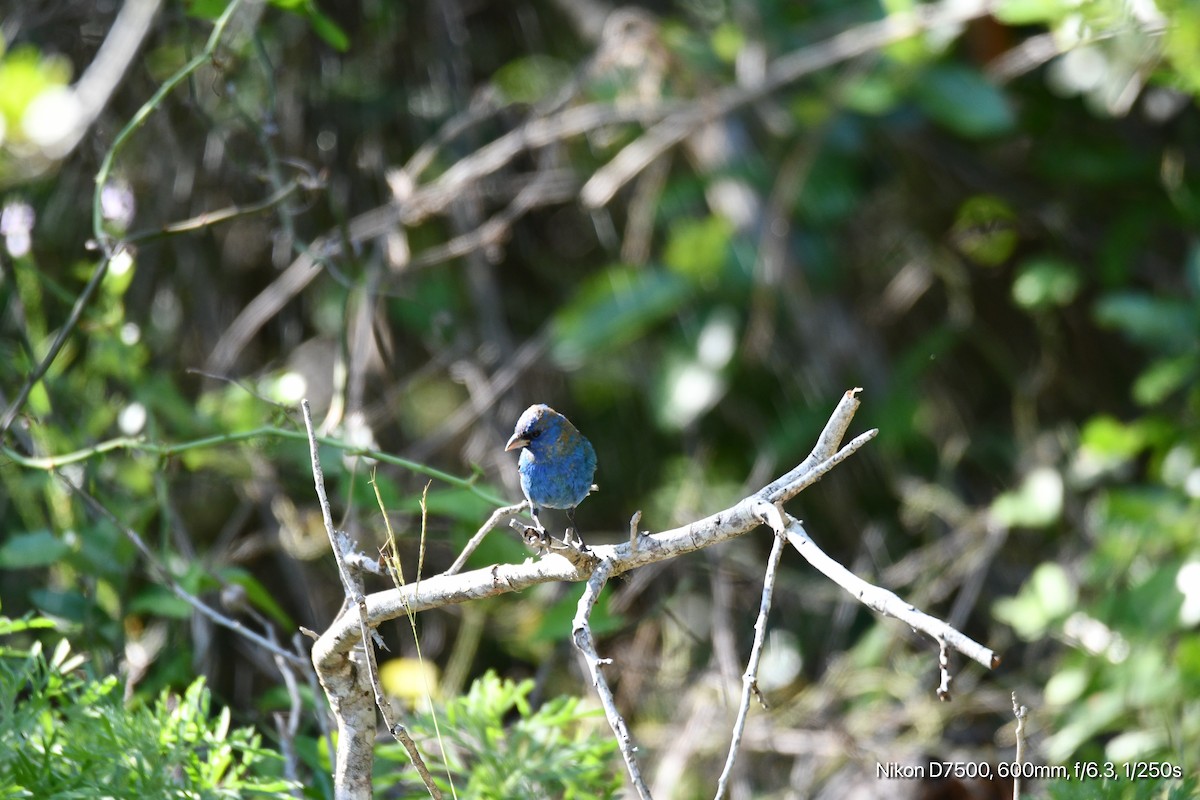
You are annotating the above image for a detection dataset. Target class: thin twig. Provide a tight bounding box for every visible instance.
[2,425,507,506]
[1012,692,1028,800]
[573,557,652,799]
[0,0,244,438]
[783,516,1000,671]
[580,0,998,208]
[272,646,304,796]
[407,171,578,269]
[64,478,305,667]
[0,248,117,436]
[126,177,313,244]
[445,502,528,576]
[714,502,787,800]
[937,637,953,701]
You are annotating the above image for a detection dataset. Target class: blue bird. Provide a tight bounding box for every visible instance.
[505,404,596,542]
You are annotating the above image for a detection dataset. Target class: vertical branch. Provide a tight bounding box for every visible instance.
[572,558,652,800]
[302,400,441,799]
[1012,692,1028,800]
[714,501,788,800]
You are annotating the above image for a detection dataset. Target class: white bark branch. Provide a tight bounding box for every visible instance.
[309,389,999,794]
[573,558,652,798]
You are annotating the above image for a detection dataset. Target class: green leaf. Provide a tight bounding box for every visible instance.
[186,0,230,18]
[711,23,745,64]
[0,614,57,637]
[305,8,350,52]
[844,70,903,116]
[796,154,861,225]
[551,266,694,366]
[1012,256,1082,309]
[663,216,733,283]
[1133,354,1196,406]
[913,64,1015,138]
[950,195,1018,266]
[1080,415,1145,459]
[993,562,1077,640]
[1093,292,1198,352]
[995,0,1065,25]
[128,586,194,619]
[28,588,90,623]
[391,486,499,523]
[990,466,1063,528]
[218,567,295,629]
[533,585,623,642]
[493,56,571,104]
[0,530,69,568]
[1178,635,1200,694]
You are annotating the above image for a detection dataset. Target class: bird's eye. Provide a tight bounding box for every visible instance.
[530,430,541,439]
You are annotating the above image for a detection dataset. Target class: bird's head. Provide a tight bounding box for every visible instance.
[504,404,561,453]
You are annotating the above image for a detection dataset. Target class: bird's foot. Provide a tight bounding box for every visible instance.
[511,519,553,554]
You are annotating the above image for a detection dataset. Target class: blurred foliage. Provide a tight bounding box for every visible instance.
[377,671,620,799]
[3,0,1200,796]
[0,610,295,796]
[1045,776,1199,800]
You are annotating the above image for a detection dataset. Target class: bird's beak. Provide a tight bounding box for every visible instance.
[504,433,529,452]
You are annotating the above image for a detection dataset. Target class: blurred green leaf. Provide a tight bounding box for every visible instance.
[844,70,904,115]
[392,486,499,523]
[1012,256,1082,309]
[0,530,69,568]
[990,466,1064,528]
[493,56,570,104]
[1080,415,1146,459]
[663,216,733,283]
[913,64,1015,138]
[129,586,194,620]
[711,22,745,64]
[28,589,90,624]
[1133,354,1196,406]
[218,567,295,629]
[533,585,623,642]
[796,153,861,225]
[995,0,1065,25]
[1178,635,1200,694]
[1094,292,1198,351]
[993,562,1077,639]
[951,195,1018,266]
[1044,664,1090,706]
[1162,5,1200,96]
[0,45,73,135]
[551,266,694,366]
[305,6,349,51]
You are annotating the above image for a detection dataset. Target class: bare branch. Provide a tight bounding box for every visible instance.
[937,637,953,701]
[714,505,787,800]
[65,478,306,668]
[573,558,652,799]
[312,390,887,673]
[301,400,442,800]
[445,502,528,576]
[783,516,999,671]
[308,391,999,797]
[580,0,998,207]
[1012,692,1028,800]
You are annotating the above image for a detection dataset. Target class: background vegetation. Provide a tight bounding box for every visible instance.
[2,0,1198,796]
